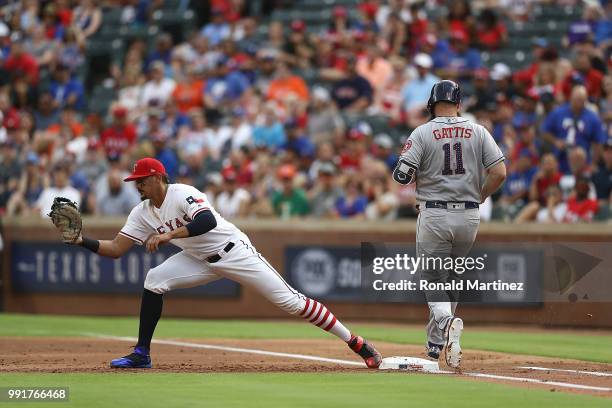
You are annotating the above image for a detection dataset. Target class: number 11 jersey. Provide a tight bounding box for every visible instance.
[400,116,504,203]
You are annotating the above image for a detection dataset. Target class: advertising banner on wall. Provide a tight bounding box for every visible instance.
[285,243,551,305]
[11,242,240,297]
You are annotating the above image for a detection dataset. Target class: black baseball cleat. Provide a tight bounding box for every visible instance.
[348,334,382,369]
[426,342,443,360]
[110,346,152,368]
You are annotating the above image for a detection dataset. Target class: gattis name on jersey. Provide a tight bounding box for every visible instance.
[433,127,472,140]
[156,215,192,234]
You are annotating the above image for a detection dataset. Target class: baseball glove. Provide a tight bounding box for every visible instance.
[48,197,82,244]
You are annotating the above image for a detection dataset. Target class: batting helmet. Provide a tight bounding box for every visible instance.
[426,80,461,117]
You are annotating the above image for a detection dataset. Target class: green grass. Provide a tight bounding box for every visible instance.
[1,313,611,363]
[0,373,609,408]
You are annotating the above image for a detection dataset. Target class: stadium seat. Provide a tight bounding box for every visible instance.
[85,39,125,58]
[88,85,117,115]
[364,115,390,134]
[163,0,184,10]
[102,8,124,26]
[152,9,195,26]
[594,205,611,222]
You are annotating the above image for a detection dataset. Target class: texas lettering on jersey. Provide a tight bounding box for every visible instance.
[155,214,192,234]
[119,183,245,258]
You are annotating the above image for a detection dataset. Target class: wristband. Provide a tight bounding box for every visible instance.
[80,237,100,253]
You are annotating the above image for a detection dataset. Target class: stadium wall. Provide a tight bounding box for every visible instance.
[2,218,611,328]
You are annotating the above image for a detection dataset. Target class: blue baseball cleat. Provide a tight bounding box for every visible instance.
[110,346,152,368]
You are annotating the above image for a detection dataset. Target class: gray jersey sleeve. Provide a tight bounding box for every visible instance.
[400,128,425,168]
[481,125,504,169]
[392,129,425,185]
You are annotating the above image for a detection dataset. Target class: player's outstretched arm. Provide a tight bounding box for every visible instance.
[480,161,507,203]
[74,233,135,259]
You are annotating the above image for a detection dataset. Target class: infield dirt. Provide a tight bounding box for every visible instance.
[1,337,611,397]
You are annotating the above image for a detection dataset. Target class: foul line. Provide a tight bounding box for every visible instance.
[467,373,612,392]
[83,333,362,367]
[519,366,612,377]
[85,333,612,392]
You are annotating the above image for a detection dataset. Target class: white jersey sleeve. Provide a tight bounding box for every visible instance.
[174,184,212,220]
[480,124,505,169]
[119,203,153,245]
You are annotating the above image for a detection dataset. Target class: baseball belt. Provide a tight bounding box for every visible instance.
[425,201,479,210]
[207,242,235,263]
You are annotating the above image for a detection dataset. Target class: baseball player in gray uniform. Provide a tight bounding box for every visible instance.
[392,80,506,368]
[66,157,382,369]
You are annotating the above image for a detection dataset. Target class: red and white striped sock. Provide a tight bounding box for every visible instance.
[299,298,351,342]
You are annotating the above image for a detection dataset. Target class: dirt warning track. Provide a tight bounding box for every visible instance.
[1,337,611,397]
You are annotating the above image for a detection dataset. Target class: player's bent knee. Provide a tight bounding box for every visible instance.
[274,293,305,315]
[144,269,169,294]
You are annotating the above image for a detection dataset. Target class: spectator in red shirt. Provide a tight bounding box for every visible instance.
[327,6,352,44]
[339,122,372,171]
[561,52,604,101]
[446,0,474,43]
[510,120,539,167]
[55,0,73,27]
[222,148,254,187]
[514,40,572,93]
[100,106,137,159]
[42,4,65,41]
[563,176,599,222]
[515,153,562,222]
[407,3,428,52]
[476,8,507,50]
[3,35,39,85]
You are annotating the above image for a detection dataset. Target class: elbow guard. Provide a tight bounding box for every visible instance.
[392,159,417,185]
[186,210,217,237]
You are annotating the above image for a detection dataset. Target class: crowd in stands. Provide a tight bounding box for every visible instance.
[0,0,610,223]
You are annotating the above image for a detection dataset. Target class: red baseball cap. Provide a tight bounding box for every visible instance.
[112,105,128,118]
[291,19,306,32]
[277,164,296,180]
[450,30,468,43]
[124,158,167,181]
[333,6,347,17]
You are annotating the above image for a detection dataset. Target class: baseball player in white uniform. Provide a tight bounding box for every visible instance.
[71,157,382,369]
[392,80,506,368]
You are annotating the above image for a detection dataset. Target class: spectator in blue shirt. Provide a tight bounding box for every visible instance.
[501,149,537,218]
[145,33,173,71]
[335,178,368,218]
[200,8,230,47]
[402,54,438,109]
[149,121,179,181]
[372,133,398,171]
[204,60,250,109]
[425,35,451,69]
[282,120,315,158]
[595,16,612,47]
[33,92,60,130]
[542,85,606,173]
[49,64,85,111]
[434,30,481,81]
[253,103,286,150]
